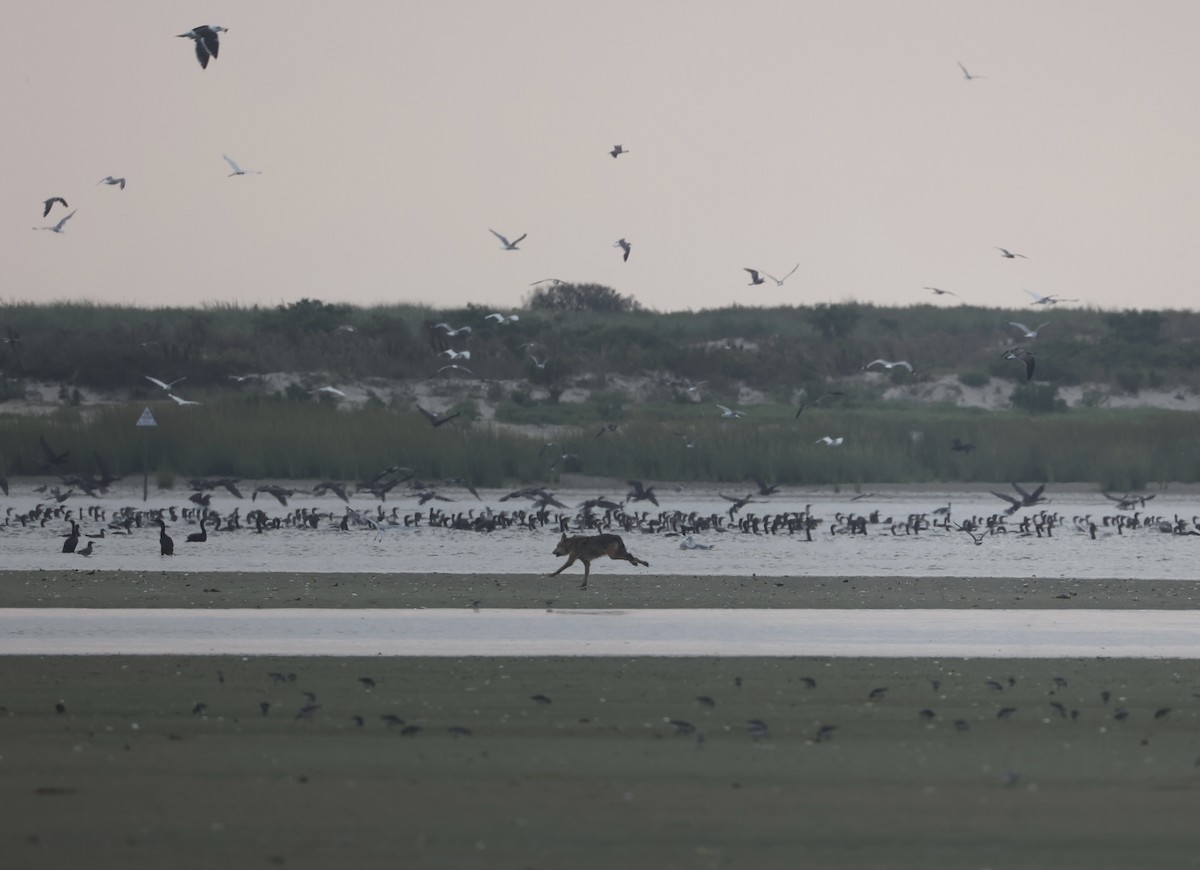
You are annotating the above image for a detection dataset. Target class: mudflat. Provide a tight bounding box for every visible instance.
[2,569,1198,610]
[2,571,1198,869]
[3,655,1198,869]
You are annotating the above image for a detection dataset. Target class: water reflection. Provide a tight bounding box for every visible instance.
[2,608,1197,657]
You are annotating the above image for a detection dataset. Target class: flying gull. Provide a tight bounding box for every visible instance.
[33,210,76,233]
[223,155,261,176]
[97,176,126,190]
[763,264,799,286]
[958,62,985,81]
[1002,346,1035,380]
[489,229,526,251]
[865,359,913,372]
[1024,290,1076,306]
[145,375,186,391]
[610,145,628,158]
[614,238,631,262]
[42,197,68,217]
[1008,321,1050,339]
[996,247,1027,259]
[178,25,228,69]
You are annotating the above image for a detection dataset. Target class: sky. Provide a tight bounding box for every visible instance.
[7,1,1200,313]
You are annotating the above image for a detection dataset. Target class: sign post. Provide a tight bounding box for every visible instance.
[135,407,157,502]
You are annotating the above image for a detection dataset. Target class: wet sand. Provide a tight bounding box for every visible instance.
[2,571,1198,868]
[3,569,1199,610]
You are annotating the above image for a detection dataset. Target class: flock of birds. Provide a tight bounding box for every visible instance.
[10,461,1197,566]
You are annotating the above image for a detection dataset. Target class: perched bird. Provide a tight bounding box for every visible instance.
[957,62,985,81]
[865,359,913,373]
[77,541,95,557]
[157,518,174,556]
[97,176,126,190]
[1002,346,1035,380]
[178,25,228,69]
[33,210,76,234]
[42,197,68,217]
[1008,321,1050,339]
[609,144,628,158]
[614,238,631,262]
[223,154,261,176]
[996,247,1027,259]
[489,229,526,250]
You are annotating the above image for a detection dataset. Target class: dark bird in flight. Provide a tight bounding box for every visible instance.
[178,25,228,69]
[795,391,844,418]
[957,62,986,81]
[610,144,628,158]
[97,176,126,190]
[990,482,1048,514]
[42,197,68,217]
[996,246,1027,259]
[38,435,70,471]
[744,268,766,285]
[417,406,460,428]
[614,238,631,262]
[924,286,957,296]
[950,437,975,453]
[1002,346,1035,380]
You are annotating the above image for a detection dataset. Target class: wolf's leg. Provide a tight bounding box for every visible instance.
[549,555,576,577]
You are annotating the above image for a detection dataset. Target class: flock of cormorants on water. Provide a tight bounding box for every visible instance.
[9,463,1196,562]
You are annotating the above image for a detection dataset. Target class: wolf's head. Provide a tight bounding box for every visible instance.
[552,533,570,557]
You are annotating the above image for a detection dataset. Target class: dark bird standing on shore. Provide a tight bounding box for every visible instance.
[158,518,174,556]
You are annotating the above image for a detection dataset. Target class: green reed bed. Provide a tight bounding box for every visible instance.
[1,399,1196,490]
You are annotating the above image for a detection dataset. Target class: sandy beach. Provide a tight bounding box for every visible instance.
[2,572,1198,869]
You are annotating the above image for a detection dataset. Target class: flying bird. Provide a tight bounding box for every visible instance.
[744,268,766,286]
[610,144,628,158]
[97,176,126,190]
[865,359,913,373]
[145,375,186,391]
[417,406,460,428]
[795,391,844,418]
[763,264,799,286]
[484,313,519,324]
[614,238,631,262]
[437,364,474,376]
[1008,321,1050,338]
[996,247,1027,259]
[432,323,472,337]
[957,62,985,81]
[167,393,201,406]
[33,210,76,233]
[313,386,346,397]
[42,197,68,217]
[1024,290,1076,306]
[715,404,744,419]
[1002,346,1035,380]
[816,436,845,446]
[924,286,957,297]
[223,154,260,176]
[438,349,471,361]
[178,25,228,69]
[489,229,526,250]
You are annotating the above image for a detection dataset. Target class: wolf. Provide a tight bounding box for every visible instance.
[549,533,650,589]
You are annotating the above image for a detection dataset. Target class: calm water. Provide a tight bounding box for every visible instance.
[3,482,1197,579]
[3,608,1199,657]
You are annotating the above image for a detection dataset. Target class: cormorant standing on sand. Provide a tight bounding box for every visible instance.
[158,518,175,556]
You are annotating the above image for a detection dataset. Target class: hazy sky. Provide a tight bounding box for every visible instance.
[7,2,1200,313]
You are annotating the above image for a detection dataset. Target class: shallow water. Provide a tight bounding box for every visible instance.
[3,608,1198,657]
[4,483,1197,579]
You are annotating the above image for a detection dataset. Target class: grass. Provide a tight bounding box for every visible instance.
[1,398,1197,489]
